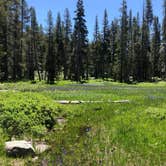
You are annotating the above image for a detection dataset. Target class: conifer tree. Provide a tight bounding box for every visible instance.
[128,10,134,78]
[63,8,72,80]
[151,16,161,77]
[92,16,101,78]
[163,0,166,42]
[132,13,142,80]
[101,9,110,79]
[141,4,150,81]
[20,0,29,78]
[55,13,65,78]
[110,19,120,81]
[73,0,88,82]
[146,0,153,26]
[11,0,21,80]
[0,0,9,81]
[37,25,47,80]
[162,0,166,78]
[120,0,128,82]
[46,10,55,84]
[29,7,40,80]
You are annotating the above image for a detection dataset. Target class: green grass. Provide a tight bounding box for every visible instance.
[0,81,165,165]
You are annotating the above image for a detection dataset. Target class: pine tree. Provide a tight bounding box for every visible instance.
[20,0,29,78]
[63,8,72,80]
[46,10,55,84]
[29,7,40,80]
[120,0,128,82]
[92,16,101,79]
[128,10,134,78]
[24,25,31,79]
[141,4,150,81]
[151,16,161,77]
[146,0,153,26]
[37,25,47,80]
[162,0,166,78]
[73,0,88,82]
[55,13,64,78]
[11,0,21,80]
[101,9,110,79]
[110,19,120,81]
[0,0,9,81]
[132,13,142,81]
[163,0,166,42]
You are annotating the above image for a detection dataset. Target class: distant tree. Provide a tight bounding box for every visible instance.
[24,25,31,79]
[55,13,65,79]
[10,0,21,80]
[101,9,110,79]
[46,10,55,84]
[151,16,161,77]
[37,25,47,80]
[63,8,72,80]
[132,13,142,81]
[110,19,120,81]
[28,7,41,80]
[146,0,153,26]
[163,0,166,42]
[0,0,9,81]
[141,5,150,81]
[73,0,88,82]
[91,16,102,78]
[128,10,134,78]
[162,0,166,78]
[120,0,128,82]
[20,0,29,78]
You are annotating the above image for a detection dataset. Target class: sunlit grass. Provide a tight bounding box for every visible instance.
[0,81,165,165]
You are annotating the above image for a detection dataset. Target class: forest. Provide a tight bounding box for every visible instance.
[0,0,166,83]
[0,0,166,165]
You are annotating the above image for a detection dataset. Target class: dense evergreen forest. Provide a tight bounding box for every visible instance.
[0,0,166,83]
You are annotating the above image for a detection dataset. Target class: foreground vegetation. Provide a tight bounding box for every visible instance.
[0,80,165,165]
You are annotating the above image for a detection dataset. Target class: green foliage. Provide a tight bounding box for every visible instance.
[0,80,166,165]
[0,128,8,156]
[0,92,59,137]
[145,107,166,120]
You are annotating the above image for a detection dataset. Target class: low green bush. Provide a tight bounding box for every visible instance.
[0,92,60,138]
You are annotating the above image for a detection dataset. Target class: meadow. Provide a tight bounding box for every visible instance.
[0,80,165,165]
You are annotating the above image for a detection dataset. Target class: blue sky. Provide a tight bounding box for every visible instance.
[27,0,163,39]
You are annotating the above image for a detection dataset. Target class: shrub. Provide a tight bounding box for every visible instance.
[0,92,61,138]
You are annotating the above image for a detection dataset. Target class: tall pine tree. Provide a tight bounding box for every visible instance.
[46,10,55,84]
[91,16,102,79]
[101,9,110,79]
[63,8,72,80]
[120,0,128,82]
[151,16,161,77]
[73,0,88,82]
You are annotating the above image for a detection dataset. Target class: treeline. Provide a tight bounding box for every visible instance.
[0,0,166,83]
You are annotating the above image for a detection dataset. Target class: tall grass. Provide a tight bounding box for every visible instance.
[0,81,165,165]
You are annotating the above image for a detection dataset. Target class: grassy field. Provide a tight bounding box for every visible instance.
[0,80,165,165]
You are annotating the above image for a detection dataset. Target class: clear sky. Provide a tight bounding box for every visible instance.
[26,0,163,39]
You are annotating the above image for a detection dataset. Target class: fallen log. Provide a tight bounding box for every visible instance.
[55,100,130,104]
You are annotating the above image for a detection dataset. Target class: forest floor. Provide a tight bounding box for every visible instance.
[0,80,165,165]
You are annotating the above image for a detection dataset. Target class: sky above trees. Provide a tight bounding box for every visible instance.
[26,0,163,39]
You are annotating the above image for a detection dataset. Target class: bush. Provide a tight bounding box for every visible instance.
[0,92,61,138]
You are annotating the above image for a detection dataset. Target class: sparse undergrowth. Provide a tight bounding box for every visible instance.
[0,81,165,165]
